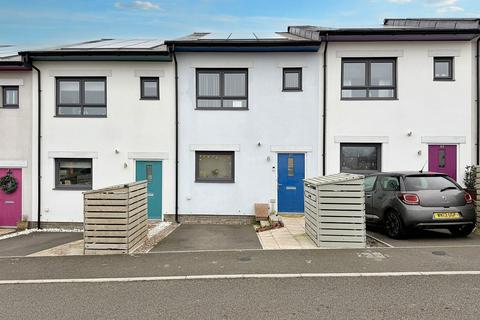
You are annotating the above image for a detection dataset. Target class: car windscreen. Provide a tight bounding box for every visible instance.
[404,176,459,191]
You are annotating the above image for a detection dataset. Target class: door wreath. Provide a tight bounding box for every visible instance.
[0,170,17,194]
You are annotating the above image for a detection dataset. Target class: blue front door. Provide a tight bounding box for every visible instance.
[278,153,305,213]
[136,161,162,220]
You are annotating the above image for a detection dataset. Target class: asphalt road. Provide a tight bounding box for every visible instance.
[1,246,480,281]
[1,275,479,319]
[0,232,83,257]
[367,228,480,248]
[151,224,261,252]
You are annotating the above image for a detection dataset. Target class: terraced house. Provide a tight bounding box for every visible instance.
[19,40,176,228]
[0,46,33,227]
[1,17,480,227]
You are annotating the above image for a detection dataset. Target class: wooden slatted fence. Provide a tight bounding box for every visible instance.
[83,181,148,255]
[304,174,366,248]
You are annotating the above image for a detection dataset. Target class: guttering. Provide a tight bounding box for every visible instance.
[322,34,329,176]
[171,45,179,224]
[31,62,42,229]
[477,37,480,165]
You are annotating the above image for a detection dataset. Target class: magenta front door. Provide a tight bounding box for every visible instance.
[428,145,457,181]
[0,168,22,227]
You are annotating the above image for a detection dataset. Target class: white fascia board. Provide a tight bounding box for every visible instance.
[334,136,389,143]
[48,151,99,159]
[427,49,461,57]
[128,152,169,160]
[189,144,240,152]
[0,79,24,86]
[0,160,28,168]
[270,146,313,153]
[336,50,404,58]
[421,136,466,144]
[48,70,112,77]
[134,70,165,78]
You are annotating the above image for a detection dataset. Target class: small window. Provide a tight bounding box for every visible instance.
[340,143,381,174]
[434,57,454,81]
[2,86,19,108]
[288,156,295,176]
[56,78,106,117]
[195,151,234,183]
[341,58,396,100]
[140,77,159,100]
[283,68,302,91]
[196,69,248,109]
[55,158,92,190]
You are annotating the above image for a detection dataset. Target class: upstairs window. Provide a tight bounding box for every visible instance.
[434,57,454,81]
[2,86,19,108]
[56,78,106,117]
[140,77,159,100]
[283,68,302,91]
[196,69,248,110]
[341,58,396,100]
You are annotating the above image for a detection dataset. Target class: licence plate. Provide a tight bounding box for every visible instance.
[433,212,461,219]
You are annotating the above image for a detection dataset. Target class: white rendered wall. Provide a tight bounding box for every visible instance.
[36,61,175,222]
[0,71,33,221]
[177,52,320,216]
[324,41,475,184]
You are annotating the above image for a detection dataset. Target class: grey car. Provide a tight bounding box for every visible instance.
[364,172,476,239]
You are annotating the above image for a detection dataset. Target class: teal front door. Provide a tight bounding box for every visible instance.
[136,161,162,219]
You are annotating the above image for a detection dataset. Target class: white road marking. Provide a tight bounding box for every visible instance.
[1,271,479,285]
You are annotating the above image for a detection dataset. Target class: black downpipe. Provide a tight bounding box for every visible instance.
[476,37,480,165]
[172,46,179,223]
[31,63,42,229]
[322,36,329,176]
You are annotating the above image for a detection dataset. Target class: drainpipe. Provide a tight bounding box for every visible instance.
[31,62,42,229]
[322,35,329,176]
[476,37,480,165]
[171,45,179,224]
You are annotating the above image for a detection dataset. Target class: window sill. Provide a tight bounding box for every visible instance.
[140,97,160,100]
[1,106,19,109]
[195,107,249,111]
[195,180,235,183]
[340,98,398,101]
[282,89,303,92]
[433,78,455,82]
[54,115,107,118]
[54,186,92,191]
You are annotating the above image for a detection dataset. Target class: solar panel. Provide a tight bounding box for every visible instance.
[228,33,257,40]
[123,40,164,49]
[254,32,286,40]
[201,33,231,40]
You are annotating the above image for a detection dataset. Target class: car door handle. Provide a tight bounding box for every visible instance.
[366,194,372,199]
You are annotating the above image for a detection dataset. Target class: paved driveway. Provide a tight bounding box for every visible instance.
[150,224,262,252]
[367,228,480,248]
[0,232,83,257]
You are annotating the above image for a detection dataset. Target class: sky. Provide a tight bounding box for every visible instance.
[1,0,480,49]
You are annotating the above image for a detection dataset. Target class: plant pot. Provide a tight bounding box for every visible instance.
[16,220,28,231]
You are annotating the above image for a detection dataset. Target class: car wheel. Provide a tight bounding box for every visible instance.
[448,225,475,237]
[384,210,406,239]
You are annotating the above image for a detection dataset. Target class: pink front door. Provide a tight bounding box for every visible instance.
[428,145,457,181]
[0,168,22,227]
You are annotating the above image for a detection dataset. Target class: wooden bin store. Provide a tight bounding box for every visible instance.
[83,181,148,255]
[304,173,366,248]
